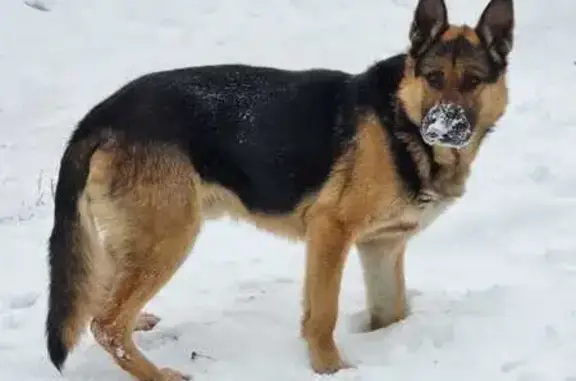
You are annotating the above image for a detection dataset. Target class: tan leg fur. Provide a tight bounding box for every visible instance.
[83,143,201,381]
[356,236,408,331]
[301,209,355,373]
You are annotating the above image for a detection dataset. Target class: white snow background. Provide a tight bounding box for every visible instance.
[1,0,576,380]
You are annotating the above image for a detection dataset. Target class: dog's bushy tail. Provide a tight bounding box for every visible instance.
[46,130,102,372]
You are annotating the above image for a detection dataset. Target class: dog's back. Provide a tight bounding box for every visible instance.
[76,64,355,213]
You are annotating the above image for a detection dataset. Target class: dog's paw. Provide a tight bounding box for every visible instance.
[348,310,405,333]
[307,339,353,374]
[311,354,353,375]
[159,368,190,381]
[134,312,161,332]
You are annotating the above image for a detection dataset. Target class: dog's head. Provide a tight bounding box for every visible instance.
[398,0,514,149]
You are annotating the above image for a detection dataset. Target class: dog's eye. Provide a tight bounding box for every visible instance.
[461,74,482,92]
[425,71,444,89]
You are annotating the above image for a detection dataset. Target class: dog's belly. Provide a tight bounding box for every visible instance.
[197,181,310,240]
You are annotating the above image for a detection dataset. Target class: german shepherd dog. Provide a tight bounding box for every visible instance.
[45,0,514,379]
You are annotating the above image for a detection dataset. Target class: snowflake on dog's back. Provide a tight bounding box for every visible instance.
[188,83,226,114]
[168,66,312,153]
[237,108,256,125]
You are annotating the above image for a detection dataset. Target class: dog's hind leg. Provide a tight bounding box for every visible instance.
[85,145,201,381]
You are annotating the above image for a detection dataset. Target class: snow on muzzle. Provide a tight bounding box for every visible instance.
[420,103,472,149]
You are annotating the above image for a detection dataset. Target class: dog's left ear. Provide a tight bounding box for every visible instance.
[409,0,448,57]
[476,0,514,62]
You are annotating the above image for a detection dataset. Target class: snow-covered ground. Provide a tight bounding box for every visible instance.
[1,0,576,380]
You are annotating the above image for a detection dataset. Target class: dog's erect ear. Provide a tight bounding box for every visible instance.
[409,0,448,57]
[476,0,514,63]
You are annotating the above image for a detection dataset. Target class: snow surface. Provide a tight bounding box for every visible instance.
[1,0,576,380]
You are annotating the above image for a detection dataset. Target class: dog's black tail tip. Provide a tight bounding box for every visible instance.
[47,328,68,372]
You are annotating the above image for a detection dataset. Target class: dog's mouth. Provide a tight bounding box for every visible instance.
[420,103,473,149]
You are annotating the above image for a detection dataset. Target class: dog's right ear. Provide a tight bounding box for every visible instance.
[409,0,448,57]
[475,0,514,65]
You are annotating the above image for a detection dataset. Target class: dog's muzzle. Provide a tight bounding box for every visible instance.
[420,103,472,149]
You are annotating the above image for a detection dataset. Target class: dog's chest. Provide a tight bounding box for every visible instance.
[359,191,456,241]
[414,194,455,233]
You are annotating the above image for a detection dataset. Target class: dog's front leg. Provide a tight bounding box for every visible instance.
[301,212,353,374]
[356,235,408,331]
